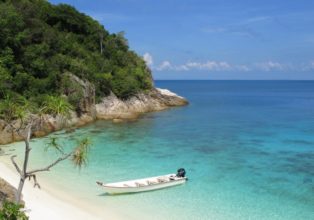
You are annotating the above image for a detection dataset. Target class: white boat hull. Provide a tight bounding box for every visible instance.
[97,174,187,194]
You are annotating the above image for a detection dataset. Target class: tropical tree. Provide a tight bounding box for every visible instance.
[0,0,153,102]
[0,95,91,203]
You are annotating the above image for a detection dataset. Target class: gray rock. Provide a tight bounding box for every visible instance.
[0,82,188,144]
[63,73,96,117]
[96,88,188,120]
[0,178,22,206]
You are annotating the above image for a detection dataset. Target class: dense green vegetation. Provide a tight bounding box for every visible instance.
[0,201,28,220]
[0,0,153,110]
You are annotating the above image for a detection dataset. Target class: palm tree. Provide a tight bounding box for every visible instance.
[0,95,29,123]
[0,95,91,203]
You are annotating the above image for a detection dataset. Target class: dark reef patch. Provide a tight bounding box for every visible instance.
[282,139,314,146]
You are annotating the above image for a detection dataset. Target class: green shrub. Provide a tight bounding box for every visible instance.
[0,201,28,220]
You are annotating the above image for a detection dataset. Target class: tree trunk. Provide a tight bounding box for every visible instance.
[16,176,25,203]
[15,125,32,203]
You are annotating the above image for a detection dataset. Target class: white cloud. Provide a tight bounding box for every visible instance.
[156,61,172,71]
[155,60,235,72]
[143,53,153,66]
[235,65,251,72]
[185,61,231,71]
[154,59,293,72]
[255,61,284,71]
[175,64,190,71]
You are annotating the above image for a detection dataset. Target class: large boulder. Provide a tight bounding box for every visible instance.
[0,113,80,144]
[96,88,188,120]
[0,178,21,207]
[61,73,96,117]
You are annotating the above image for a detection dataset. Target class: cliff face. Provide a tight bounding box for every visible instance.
[0,87,188,145]
[65,73,96,117]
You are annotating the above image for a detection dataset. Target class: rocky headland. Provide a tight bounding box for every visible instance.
[0,83,188,145]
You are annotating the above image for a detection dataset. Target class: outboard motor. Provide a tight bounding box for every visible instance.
[176,168,186,178]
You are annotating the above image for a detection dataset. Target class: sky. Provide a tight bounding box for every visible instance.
[49,0,314,80]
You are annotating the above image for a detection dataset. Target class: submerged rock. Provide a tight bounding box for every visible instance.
[303,177,312,184]
[112,118,124,123]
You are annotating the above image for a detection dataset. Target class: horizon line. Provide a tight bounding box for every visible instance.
[154,79,314,81]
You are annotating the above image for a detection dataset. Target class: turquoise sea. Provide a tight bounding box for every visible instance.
[5,81,314,219]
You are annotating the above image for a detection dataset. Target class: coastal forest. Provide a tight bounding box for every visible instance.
[0,0,153,109]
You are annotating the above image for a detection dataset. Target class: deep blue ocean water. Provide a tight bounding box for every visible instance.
[6,81,314,219]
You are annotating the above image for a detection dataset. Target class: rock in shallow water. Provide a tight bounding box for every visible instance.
[112,119,124,123]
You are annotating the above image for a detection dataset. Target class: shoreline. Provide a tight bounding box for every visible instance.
[0,159,125,220]
[0,87,188,145]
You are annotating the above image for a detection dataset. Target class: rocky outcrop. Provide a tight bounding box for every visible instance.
[0,88,188,145]
[0,178,20,207]
[0,113,92,145]
[96,88,188,119]
[62,73,96,117]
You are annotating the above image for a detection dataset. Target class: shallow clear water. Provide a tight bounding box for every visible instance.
[5,81,314,219]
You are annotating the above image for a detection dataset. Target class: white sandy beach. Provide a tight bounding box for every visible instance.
[0,161,123,220]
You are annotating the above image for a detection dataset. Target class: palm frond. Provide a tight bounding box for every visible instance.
[0,94,30,122]
[45,137,64,154]
[71,137,92,169]
[41,95,73,118]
